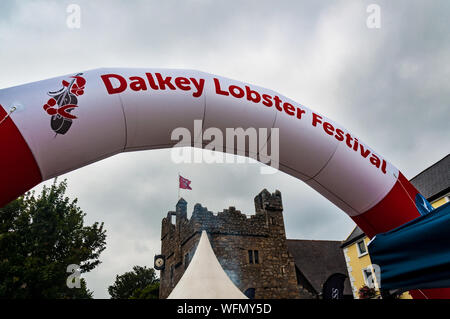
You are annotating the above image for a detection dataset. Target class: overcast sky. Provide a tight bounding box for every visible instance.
[1,0,449,298]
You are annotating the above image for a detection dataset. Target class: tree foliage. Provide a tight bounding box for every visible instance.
[108,266,159,299]
[0,179,106,298]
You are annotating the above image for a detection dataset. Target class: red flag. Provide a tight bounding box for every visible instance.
[179,175,192,190]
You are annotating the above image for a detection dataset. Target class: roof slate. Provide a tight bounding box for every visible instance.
[286,239,353,295]
[410,154,450,201]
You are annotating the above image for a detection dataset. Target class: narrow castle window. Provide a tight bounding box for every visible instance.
[184,252,190,270]
[170,265,174,287]
[248,250,259,264]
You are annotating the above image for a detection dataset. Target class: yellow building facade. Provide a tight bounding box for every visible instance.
[431,196,449,208]
[342,154,449,299]
[342,227,412,299]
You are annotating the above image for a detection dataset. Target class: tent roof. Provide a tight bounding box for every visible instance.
[167,231,247,299]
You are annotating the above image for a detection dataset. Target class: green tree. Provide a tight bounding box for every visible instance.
[108,266,159,299]
[0,179,106,298]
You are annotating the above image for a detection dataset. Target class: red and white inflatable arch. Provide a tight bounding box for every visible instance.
[0,68,448,298]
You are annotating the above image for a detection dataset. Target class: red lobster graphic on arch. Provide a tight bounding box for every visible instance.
[42,73,86,135]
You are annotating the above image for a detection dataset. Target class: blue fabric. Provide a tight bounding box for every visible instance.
[415,193,434,216]
[368,201,450,291]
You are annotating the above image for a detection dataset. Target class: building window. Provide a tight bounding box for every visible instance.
[170,265,174,287]
[356,239,367,257]
[248,250,259,264]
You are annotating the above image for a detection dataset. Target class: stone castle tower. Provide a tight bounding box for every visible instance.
[159,189,313,299]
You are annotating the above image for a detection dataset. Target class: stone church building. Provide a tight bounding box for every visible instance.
[157,189,352,299]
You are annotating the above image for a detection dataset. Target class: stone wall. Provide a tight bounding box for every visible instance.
[159,189,314,299]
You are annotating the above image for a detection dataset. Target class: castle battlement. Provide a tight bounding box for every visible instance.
[161,189,285,242]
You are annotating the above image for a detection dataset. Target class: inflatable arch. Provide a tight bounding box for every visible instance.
[0,68,448,298]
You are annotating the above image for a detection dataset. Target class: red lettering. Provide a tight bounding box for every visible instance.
[323,122,334,135]
[129,76,147,91]
[262,94,273,107]
[335,128,344,141]
[214,78,229,96]
[283,102,295,116]
[381,159,387,174]
[359,144,371,158]
[190,78,205,98]
[353,138,359,151]
[155,73,176,90]
[145,73,159,90]
[175,77,191,91]
[101,74,127,94]
[370,154,381,168]
[359,144,370,158]
[296,107,306,119]
[345,133,353,148]
[273,96,283,111]
[312,113,323,127]
[229,85,244,98]
[245,86,261,103]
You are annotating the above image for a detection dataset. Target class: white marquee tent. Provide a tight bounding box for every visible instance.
[167,230,248,299]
